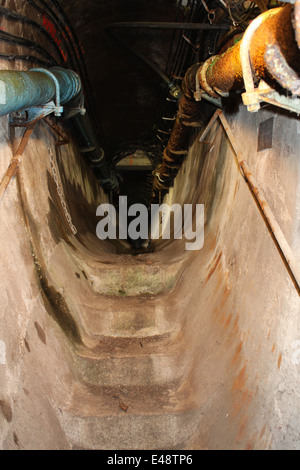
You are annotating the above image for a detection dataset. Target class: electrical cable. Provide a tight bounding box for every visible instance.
[26,0,106,147]
[46,0,106,146]
[27,0,77,71]
[0,6,66,64]
[0,52,53,67]
[106,22,230,30]
[0,29,57,65]
[166,0,183,76]
[106,19,229,92]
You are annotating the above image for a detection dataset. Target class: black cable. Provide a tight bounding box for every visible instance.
[0,53,53,67]
[153,1,198,160]
[0,6,65,64]
[153,0,213,165]
[0,29,57,65]
[26,0,106,147]
[26,0,77,71]
[48,0,92,82]
[166,0,183,75]
[170,3,195,81]
[45,0,106,146]
[106,22,230,30]
[106,19,229,90]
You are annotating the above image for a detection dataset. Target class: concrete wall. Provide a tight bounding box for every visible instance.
[0,1,299,450]
[161,102,300,449]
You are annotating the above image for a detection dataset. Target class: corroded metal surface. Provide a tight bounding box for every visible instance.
[202,4,300,95]
[0,125,35,200]
[250,4,300,85]
[264,43,300,95]
[294,0,300,49]
[153,5,300,197]
[0,68,81,117]
[1,1,300,452]
[152,95,199,193]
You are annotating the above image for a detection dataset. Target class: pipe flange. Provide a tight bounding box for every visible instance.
[198,56,220,99]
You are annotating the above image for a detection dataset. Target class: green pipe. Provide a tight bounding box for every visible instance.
[0,67,81,116]
[0,66,118,192]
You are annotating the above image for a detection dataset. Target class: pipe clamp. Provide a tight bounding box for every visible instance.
[30,68,63,116]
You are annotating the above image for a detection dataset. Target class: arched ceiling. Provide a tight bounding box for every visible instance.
[63,0,179,149]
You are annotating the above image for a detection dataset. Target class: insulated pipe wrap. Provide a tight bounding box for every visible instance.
[201,4,300,95]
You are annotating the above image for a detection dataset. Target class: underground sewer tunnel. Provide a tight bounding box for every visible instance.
[0,0,300,450]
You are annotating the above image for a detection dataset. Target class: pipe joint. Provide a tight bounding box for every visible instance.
[198,56,220,99]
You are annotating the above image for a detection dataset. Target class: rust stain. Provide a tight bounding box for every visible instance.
[225,313,232,328]
[245,441,254,450]
[214,286,231,320]
[232,314,240,334]
[0,125,35,200]
[259,424,266,441]
[261,437,270,449]
[204,251,223,285]
[233,389,254,417]
[245,432,258,450]
[278,353,282,369]
[236,416,248,442]
[212,287,232,332]
[221,285,230,305]
[267,434,273,450]
[215,275,223,291]
[271,343,276,353]
[231,340,243,366]
[232,364,247,392]
[233,180,239,199]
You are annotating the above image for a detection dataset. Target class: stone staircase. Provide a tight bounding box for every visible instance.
[53,253,203,449]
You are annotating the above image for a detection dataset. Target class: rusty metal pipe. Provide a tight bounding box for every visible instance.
[152,63,204,193]
[201,4,300,96]
[293,0,300,49]
[152,5,300,197]
[264,43,300,95]
[152,93,199,194]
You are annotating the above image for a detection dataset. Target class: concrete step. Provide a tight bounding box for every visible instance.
[75,254,186,297]
[61,407,203,450]
[77,294,178,340]
[57,381,202,450]
[78,332,173,356]
[71,345,185,388]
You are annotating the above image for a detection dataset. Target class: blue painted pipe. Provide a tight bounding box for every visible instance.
[0,67,118,191]
[0,67,81,116]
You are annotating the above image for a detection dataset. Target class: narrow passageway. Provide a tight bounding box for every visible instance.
[0,0,299,450]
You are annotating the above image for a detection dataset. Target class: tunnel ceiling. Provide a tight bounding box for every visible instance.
[63,0,180,149]
[59,0,271,157]
[0,0,272,184]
